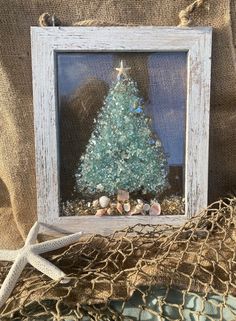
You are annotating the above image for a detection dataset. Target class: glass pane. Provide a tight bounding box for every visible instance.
[57,52,187,217]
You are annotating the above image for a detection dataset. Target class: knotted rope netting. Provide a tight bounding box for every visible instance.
[0,198,236,320]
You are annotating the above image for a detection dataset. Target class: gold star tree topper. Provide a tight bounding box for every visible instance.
[115,60,131,79]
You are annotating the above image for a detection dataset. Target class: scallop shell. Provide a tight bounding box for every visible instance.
[149,202,161,216]
[99,196,110,208]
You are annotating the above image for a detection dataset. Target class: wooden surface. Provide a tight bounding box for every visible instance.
[40,215,188,235]
[31,26,212,234]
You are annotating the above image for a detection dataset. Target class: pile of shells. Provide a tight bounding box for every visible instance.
[61,190,185,217]
[94,190,161,217]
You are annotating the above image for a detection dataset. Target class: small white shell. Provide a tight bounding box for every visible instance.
[123,203,131,212]
[99,196,110,208]
[137,199,144,205]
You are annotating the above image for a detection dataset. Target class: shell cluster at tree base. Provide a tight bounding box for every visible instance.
[61,190,185,216]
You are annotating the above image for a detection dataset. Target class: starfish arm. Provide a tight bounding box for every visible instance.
[27,252,66,281]
[0,256,26,309]
[0,250,18,262]
[33,231,83,254]
[25,221,40,245]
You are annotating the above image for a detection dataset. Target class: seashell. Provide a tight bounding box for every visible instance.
[92,199,99,208]
[129,207,136,215]
[123,202,131,212]
[149,202,161,216]
[137,199,144,205]
[110,202,117,207]
[137,204,144,211]
[95,208,107,216]
[143,203,150,212]
[99,196,110,208]
[117,189,129,202]
[130,204,144,215]
[116,202,123,214]
[107,208,113,215]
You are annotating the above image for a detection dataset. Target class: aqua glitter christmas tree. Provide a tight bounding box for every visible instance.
[76,60,169,196]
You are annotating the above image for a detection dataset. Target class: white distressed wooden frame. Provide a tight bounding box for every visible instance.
[31,26,212,234]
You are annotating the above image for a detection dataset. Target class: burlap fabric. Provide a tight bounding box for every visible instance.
[0,0,235,249]
[0,1,236,319]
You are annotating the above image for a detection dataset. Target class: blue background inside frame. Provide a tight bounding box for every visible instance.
[57,52,187,166]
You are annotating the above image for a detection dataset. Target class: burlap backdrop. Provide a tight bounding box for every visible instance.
[0,0,235,249]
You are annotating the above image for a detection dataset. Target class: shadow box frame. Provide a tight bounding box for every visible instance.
[31,26,212,235]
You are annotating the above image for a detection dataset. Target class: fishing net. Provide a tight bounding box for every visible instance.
[1,198,236,320]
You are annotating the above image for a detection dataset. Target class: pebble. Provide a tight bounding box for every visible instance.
[99,196,110,208]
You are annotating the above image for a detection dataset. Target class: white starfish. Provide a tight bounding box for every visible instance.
[115,60,131,79]
[0,221,82,309]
